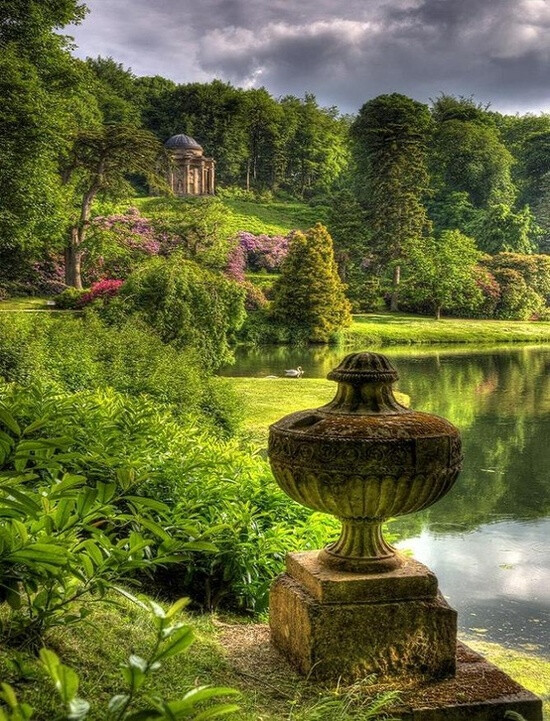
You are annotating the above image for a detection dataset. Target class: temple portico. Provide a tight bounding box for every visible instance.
[165,133,215,196]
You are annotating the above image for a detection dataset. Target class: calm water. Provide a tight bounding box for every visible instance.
[222,344,550,656]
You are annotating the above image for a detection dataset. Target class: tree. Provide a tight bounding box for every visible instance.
[404,230,481,320]
[351,94,432,310]
[271,223,351,342]
[327,190,375,309]
[430,96,515,210]
[120,256,246,369]
[471,203,536,255]
[0,1,99,265]
[60,124,165,287]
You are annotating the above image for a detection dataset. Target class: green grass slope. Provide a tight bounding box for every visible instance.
[133,195,326,236]
[349,313,550,345]
[227,377,409,445]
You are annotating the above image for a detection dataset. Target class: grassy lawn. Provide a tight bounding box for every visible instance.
[349,312,550,345]
[0,296,53,311]
[133,195,326,237]
[227,377,409,445]
[1,595,546,720]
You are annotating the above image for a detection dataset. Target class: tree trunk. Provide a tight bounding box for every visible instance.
[390,264,401,311]
[65,179,101,288]
[435,305,442,320]
[65,228,83,289]
[246,159,250,191]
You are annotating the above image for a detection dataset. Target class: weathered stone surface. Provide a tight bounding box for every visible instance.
[219,622,543,721]
[269,569,457,682]
[286,551,438,604]
[268,352,462,573]
[390,642,543,720]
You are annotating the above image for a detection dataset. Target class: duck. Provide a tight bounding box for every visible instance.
[284,366,304,378]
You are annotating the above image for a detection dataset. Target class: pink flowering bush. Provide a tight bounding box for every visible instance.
[225,243,246,282]
[79,279,124,307]
[86,208,176,283]
[236,231,289,272]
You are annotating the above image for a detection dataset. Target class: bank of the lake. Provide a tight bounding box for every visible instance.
[224,343,550,716]
[348,312,550,345]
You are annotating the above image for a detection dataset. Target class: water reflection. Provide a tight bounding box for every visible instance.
[223,343,550,655]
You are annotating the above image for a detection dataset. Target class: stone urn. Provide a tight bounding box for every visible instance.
[268,351,463,573]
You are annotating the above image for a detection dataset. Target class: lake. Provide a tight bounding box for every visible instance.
[222,343,550,656]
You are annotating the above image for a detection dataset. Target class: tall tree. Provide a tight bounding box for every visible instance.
[351,94,432,311]
[430,95,515,211]
[271,223,351,342]
[0,0,98,262]
[60,125,164,287]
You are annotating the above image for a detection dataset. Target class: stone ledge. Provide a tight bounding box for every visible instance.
[389,642,543,720]
[286,550,439,604]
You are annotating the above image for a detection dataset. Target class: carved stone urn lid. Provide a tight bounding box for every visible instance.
[268,351,462,573]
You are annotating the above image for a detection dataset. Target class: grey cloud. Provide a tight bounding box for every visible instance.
[67,0,550,114]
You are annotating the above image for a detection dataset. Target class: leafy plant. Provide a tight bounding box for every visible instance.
[0,399,214,646]
[0,598,240,720]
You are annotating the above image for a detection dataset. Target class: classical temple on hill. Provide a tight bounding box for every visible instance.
[164,133,215,196]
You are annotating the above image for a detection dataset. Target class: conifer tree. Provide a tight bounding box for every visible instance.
[271,223,352,342]
[352,94,432,311]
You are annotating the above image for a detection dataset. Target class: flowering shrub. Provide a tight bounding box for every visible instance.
[79,279,124,307]
[237,231,289,272]
[31,256,66,295]
[86,208,176,284]
[225,243,246,282]
[92,207,164,255]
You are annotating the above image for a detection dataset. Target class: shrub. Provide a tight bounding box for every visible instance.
[79,279,124,307]
[0,314,241,436]
[0,395,206,647]
[54,287,86,309]
[492,268,544,320]
[271,223,352,343]
[120,256,246,370]
[237,231,289,272]
[242,280,268,311]
[0,383,338,614]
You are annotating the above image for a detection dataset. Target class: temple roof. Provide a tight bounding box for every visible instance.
[165,133,203,151]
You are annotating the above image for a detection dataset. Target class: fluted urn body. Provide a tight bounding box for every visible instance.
[268,352,462,573]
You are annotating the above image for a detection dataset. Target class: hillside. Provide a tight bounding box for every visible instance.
[132,195,328,236]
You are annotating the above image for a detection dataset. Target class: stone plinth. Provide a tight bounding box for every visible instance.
[270,551,457,682]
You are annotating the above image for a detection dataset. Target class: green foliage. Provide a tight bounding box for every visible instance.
[54,288,85,309]
[430,96,515,209]
[0,395,205,646]
[0,313,241,436]
[120,257,245,370]
[271,224,352,343]
[471,204,536,254]
[351,93,432,309]
[490,269,544,320]
[403,230,482,319]
[327,190,375,310]
[483,253,550,302]
[0,598,239,720]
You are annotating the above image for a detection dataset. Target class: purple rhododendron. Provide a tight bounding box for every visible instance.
[235,231,289,273]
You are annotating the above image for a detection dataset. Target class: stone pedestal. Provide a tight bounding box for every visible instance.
[270,551,457,682]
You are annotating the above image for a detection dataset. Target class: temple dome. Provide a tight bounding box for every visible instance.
[165,133,203,151]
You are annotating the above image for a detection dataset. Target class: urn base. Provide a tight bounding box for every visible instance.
[270,550,457,682]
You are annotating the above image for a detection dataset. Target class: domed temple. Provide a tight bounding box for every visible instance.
[164,134,215,196]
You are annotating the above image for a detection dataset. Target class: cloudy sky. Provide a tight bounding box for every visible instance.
[67,0,550,114]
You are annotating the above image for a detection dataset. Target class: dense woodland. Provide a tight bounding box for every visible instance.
[3,0,550,327]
